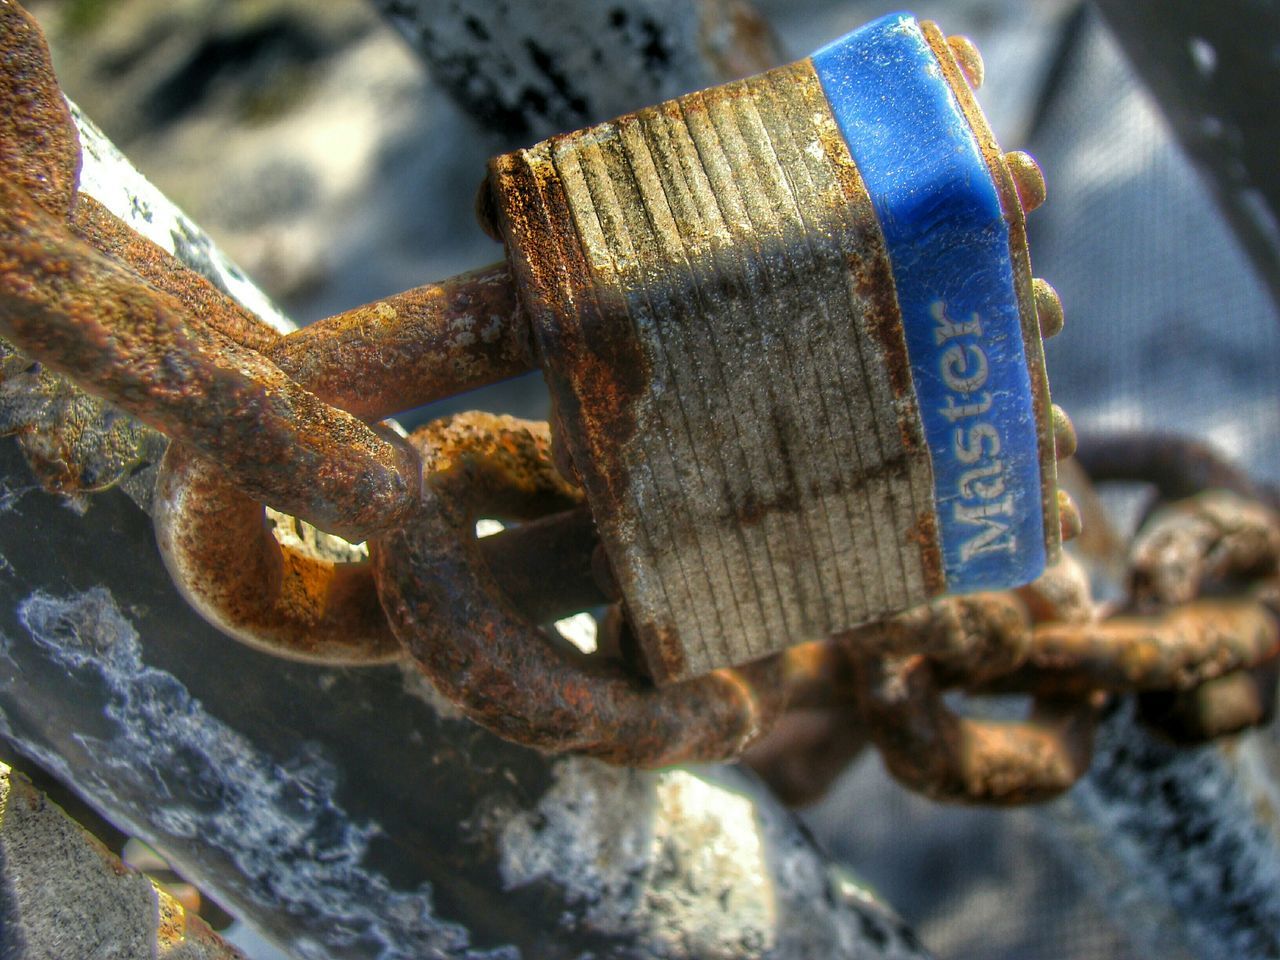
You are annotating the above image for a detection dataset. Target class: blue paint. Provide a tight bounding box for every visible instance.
[812,13,1045,592]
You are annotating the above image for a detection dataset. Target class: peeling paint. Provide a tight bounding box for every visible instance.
[7,585,514,960]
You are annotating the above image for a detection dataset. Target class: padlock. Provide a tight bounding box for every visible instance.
[485,12,1069,683]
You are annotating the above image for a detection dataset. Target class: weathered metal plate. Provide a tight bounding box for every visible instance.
[490,62,942,683]
[489,13,1057,682]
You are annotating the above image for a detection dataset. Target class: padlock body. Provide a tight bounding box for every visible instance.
[487,13,1058,683]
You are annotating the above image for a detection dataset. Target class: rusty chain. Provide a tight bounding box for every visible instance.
[2,1,1279,793]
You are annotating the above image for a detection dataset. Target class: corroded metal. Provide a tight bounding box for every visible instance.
[3,0,1278,818]
[487,19,1075,685]
[0,0,79,221]
[153,444,401,665]
[5,8,1280,956]
[69,194,280,356]
[372,411,790,767]
[840,592,1101,805]
[852,650,1100,804]
[746,484,1280,808]
[1002,600,1279,696]
[1128,490,1280,608]
[153,447,605,666]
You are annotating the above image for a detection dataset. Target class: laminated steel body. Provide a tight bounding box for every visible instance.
[487,14,1060,682]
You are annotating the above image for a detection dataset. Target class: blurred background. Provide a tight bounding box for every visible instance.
[17,0,1280,957]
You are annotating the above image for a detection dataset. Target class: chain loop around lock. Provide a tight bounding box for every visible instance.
[154,442,403,665]
[371,411,791,767]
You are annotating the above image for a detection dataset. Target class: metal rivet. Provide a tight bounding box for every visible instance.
[1033,278,1064,338]
[1058,489,1083,542]
[947,35,985,89]
[1051,405,1077,460]
[1005,151,1047,213]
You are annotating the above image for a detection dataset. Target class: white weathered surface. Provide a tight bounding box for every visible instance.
[70,103,294,334]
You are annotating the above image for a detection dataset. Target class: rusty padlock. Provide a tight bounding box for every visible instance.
[484,13,1072,683]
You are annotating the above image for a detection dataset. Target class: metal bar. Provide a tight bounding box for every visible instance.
[0,761,245,960]
[374,411,791,767]
[368,0,781,141]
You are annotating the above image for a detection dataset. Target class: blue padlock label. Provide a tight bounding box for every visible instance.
[812,12,1046,593]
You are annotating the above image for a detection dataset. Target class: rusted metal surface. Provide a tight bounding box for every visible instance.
[745,463,1280,807]
[837,590,1100,806]
[1128,490,1280,607]
[154,448,605,667]
[0,0,79,221]
[853,650,1099,805]
[0,760,245,960]
[69,195,280,356]
[1010,600,1279,696]
[743,636,867,807]
[0,11,937,948]
[0,1,168,496]
[7,0,1280,957]
[153,443,401,665]
[1137,658,1280,744]
[269,261,532,421]
[2,0,1275,795]
[372,411,789,767]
